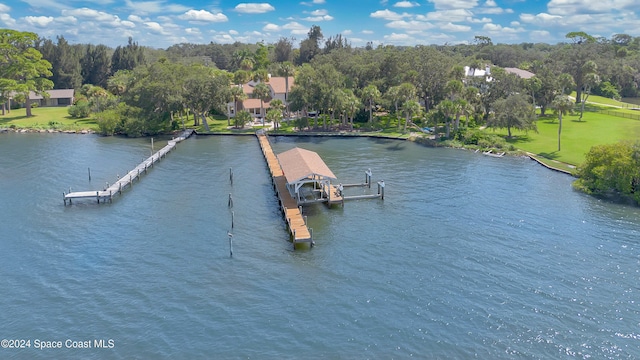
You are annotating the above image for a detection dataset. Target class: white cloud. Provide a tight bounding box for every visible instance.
[235,3,275,14]
[302,8,333,21]
[185,27,200,34]
[441,22,471,32]
[519,12,563,25]
[144,21,164,33]
[386,20,434,31]
[123,0,189,15]
[61,8,134,28]
[56,16,77,25]
[20,0,69,11]
[393,1,419,7]
[282,21,308,35]
[263,23,280,31]
[229,29,239,35]
[300,0,325,5]
[427,0,478,10]
[384,32,412,41]
[0,14,16,27]
[179,10,228,22]
[548,0,636,16]
[127,14,145,22]
[482,23,523,33]
[418,9,473,22]
[24,16,54,27]
[530,30,550,39]
[0,3,10,12]
[303,15,333,21]
[362,30,374,34]
[370,9,408,21]
[343,29,353,35]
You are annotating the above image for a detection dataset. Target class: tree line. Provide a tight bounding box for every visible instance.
[2,27,640,142]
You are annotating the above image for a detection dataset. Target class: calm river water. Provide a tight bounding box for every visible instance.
[1,133,639,359]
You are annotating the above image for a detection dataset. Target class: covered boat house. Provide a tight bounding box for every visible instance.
[277,147,342,205]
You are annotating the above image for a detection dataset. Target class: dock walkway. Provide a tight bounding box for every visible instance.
[257,134,313,245]
[64,130,194,205]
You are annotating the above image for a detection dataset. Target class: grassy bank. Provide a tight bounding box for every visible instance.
[0,107,98,132]
[487,110,640,166]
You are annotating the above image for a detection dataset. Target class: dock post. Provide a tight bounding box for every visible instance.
[151,137,154,156]
[231,211,235,229]
[304,215,307,225]
[380,180,385,200]
[88,167,91,181]
[310,228,314,247]
[109,190,113,203]
[228,193,233,208]
[119,182,122,194]
[230,167,233,185]
[129,174,132,187]
[96,191,100,204]
[63,192,66,206]
[228,232,233,257]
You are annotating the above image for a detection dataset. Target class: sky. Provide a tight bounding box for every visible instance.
[0,0,638,49]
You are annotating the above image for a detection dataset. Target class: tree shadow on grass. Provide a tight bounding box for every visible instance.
[504,134,533,144]
[537,151,561,160]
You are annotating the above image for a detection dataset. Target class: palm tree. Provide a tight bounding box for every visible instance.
[436,100,456,139]
[253,82,271,127]
[265,108,282,132]
[278,62,295,116]
[229,86,246,126]
[579,72,600,121]
[361,84,381,125]
[342,89,359,130]
[401,99,422,133]
[269,99,284,130]
[234,109,252,129]
[551,95,574,151]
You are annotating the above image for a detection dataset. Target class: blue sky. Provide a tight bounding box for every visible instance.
[0,0,638,48]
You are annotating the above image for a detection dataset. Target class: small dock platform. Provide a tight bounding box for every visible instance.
[257,134,313,246]
[63,130,194,205]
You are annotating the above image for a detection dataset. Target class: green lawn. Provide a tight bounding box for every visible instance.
[570,92,640,108]
[0,107,98,131]
[489,111,640,166]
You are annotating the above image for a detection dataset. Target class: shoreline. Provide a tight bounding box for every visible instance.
[2,126,577,177]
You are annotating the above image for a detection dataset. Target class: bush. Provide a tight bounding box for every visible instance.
[122,117,145,137]
[68,100,91,118]
[574,141,640,204]
[95,109,121,136]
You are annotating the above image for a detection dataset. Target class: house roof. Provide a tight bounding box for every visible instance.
[504,67,535,79]
[267,76,294,95]
[235,76,294,97]
[242,98,270,110]
[277,147,337,185]
[9,89,75,100]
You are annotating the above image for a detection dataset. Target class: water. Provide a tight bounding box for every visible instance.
[1,133,639,359]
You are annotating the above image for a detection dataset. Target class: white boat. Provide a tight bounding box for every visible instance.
[482,150,505,157]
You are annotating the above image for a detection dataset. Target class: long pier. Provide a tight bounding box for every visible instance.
[257,133,313,246]
[63,130,195,205]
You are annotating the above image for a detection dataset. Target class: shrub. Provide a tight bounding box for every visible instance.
[95,109,121,136]
[68,100,91,118]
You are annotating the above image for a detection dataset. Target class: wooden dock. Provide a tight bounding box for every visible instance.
[63,130,195,205]
[257,133,313,246]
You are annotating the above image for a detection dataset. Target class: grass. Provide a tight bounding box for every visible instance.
[487,110,640,166]
[0,107,98,131]
[571,92,640,110]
